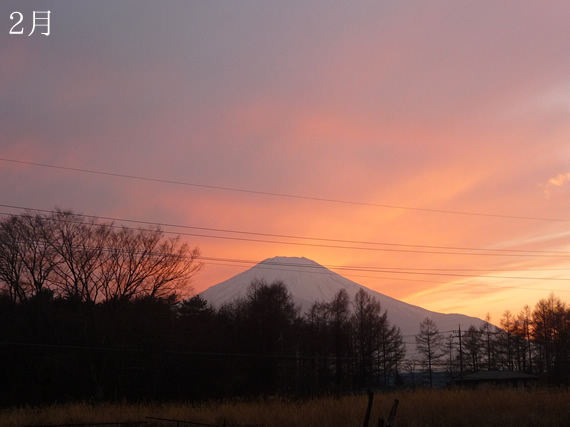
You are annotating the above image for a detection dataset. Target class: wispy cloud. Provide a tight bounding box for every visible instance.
[548,173,570,187]
[543,172,570,197]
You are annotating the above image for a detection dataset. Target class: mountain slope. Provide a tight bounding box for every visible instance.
[199,256,487,340]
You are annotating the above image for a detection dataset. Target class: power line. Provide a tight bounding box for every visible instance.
[2,157,570,223]
[2,205,570,258]
[7,203,566,254]
[191,257,570,293]
[199,259,454,284]
[2,234,568,293]
[5,233,569,292]
[0,219,547,284]
[0,341,355,361]
[1,208,569,292]
[199,257,570,283]
[3,230,568,287]
[156,251,570,274]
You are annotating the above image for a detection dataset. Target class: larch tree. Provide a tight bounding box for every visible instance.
[415,317,444,388]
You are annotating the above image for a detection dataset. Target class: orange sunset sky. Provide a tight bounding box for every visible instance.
[1,0,569,323]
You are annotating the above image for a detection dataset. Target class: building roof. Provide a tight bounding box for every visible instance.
[462,371,538,382]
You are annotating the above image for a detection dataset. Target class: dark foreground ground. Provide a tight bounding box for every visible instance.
[1,388,569,427]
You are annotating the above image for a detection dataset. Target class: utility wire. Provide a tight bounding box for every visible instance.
[2,205,569,258]
[199,257,570,282]
[2,233,569,292]
[203,259,570,293]
[1,207,570,292]
[3,221,570,288]
[198,255,570,273]
[2,225,566,286]
[0,341,355,361]
[2,157,570,223]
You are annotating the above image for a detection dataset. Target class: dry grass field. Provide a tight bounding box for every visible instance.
[1,388,569,427]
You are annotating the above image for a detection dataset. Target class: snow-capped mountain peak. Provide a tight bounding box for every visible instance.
[199,256,487,340]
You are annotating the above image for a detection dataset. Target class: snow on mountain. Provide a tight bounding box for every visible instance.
[199,256,488,341]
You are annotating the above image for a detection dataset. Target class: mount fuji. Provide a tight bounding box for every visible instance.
[199,256,488,340]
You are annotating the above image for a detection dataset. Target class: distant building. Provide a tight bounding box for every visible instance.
[458,371,538,389]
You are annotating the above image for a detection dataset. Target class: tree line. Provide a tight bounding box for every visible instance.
[0,210,569,407]
[0,211,406,405]
[410,294,569,387]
